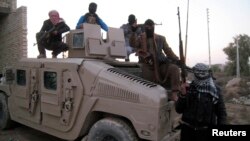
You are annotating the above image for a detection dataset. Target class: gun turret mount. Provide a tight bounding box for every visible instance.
[66,23,127,60]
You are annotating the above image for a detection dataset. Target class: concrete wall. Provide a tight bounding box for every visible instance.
[0,0,27,71]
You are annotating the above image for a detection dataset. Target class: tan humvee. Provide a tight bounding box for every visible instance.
[0,23,180,141]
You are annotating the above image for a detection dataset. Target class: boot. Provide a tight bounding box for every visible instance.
[37,54,46,59]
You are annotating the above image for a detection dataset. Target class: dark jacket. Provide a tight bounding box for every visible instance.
[175,82,227,126]
[40,19,70,43]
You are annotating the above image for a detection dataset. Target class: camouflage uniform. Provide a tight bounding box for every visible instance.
[120,23,142,61]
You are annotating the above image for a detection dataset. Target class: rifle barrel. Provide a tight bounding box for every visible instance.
[177,7,187,83]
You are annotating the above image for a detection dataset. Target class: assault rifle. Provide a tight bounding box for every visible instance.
[136,22,162,32]
[177,7,187,83]
[33,26,55,46]
[163,57,193,73]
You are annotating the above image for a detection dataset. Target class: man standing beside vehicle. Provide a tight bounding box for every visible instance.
[176,63,227,141]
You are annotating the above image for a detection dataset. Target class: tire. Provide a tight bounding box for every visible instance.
[87,118,138,141]
[0,92,12,130]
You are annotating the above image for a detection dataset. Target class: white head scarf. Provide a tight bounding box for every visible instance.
[49,10,60,25]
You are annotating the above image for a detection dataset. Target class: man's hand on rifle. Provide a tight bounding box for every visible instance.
[180,83,189,96]
[137,50,153,65]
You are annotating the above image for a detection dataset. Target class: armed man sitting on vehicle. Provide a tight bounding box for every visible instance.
[76,2,108,32]
[130,19,181,101]
[120,14,142,62]
[36,10,70,58]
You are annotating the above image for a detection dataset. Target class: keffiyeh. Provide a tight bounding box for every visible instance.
[192,63,219,103]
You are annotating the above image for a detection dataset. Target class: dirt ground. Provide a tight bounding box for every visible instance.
[226,103,250,124]
[0,125,66,141]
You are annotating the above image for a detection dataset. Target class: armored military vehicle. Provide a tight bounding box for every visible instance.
[0,23,180,141]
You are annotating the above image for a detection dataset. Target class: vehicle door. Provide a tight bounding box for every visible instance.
[10,67,41,124]
[40,62,83,132]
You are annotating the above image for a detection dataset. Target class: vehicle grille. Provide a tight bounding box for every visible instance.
[96,82,139,102]
[107,68,157,88]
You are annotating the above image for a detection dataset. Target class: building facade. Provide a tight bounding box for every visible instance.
[0,0,27,71]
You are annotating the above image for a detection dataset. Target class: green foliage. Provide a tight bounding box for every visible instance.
[223,34,250,76]
[211,64,222,73]
[224,61,235,76]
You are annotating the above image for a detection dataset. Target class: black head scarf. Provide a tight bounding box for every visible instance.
[144,19,155,38]
[89,2,97,14]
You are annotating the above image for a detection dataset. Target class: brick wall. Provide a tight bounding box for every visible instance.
[0,3,27,71]
[0,0,16,13]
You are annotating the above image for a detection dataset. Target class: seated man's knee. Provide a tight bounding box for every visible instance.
[169,64,180,72]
